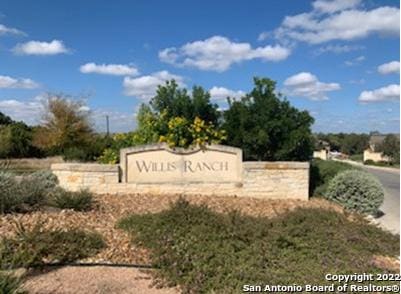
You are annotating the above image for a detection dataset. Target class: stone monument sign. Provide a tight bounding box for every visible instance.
[120,144,242,183]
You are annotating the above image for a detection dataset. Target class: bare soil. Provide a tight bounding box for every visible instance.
[22,266,179,294]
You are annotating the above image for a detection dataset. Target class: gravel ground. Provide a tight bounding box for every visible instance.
[0,193,340,265]
[1,193,398,293]
[22,266,179,294]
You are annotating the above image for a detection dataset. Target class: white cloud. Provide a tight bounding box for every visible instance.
[159,36,290,72]
[12,40,70,55]
[92,109,136,133]
[349,78,365,85]
[123,71,185,100]
[257,31,269,41]
[312,0,361,14]
[0,75,39,89]
[344,55,365,66]
[0,96,135,131]
[209,86,245,101]
[80,62,139,76]
[0,24,26,36]
[377,61,400,75]
[314,44,364,55]
[283,72,340,100]
[0,97,43,125]
[358,84,400,103]
[274,5,399,44]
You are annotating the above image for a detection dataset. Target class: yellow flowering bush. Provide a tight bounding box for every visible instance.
[159,116,226,148]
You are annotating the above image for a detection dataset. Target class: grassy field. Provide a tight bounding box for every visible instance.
[119,198,399,293]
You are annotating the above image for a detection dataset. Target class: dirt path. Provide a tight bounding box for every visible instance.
[23,266,179,294]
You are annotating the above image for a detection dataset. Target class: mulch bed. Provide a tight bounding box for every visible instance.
[0,194,345,265]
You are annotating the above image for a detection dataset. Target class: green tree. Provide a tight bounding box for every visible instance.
[339,133,369,155]
[0,122,39,158]
[0,112,13,126]
[377,134,400,164]
[150,80,220,125]
[223,78,314,161]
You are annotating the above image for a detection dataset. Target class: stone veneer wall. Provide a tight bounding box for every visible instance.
[363,149,390,163]
[313,150,328,160]
[51,161,309,200]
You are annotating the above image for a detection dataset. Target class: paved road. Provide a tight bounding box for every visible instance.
[361,166,400,234]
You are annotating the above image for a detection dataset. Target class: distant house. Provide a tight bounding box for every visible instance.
[313,140,330,160]
[363,134,398,162]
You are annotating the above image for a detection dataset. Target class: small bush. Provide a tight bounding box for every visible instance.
[0,171,22,214]
[0,221,105,269]
[349,154,363,162]
[310,159,356,197]
[17,171,58,209]
[49,188,93,211]
[364,160,395,167]
[364,159,374,165]
[325,170,384,214]
[62,147,89,162]
[0,272,25,294]
[0,170,59,213]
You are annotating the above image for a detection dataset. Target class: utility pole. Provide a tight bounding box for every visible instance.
[106,115,110,136]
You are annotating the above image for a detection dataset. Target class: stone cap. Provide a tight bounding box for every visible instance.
[51,163,119,172]
[243,161,309,170]
[120,143,242,156]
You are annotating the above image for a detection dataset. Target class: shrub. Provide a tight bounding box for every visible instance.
[325,170,384,215]
[0,221,105,269]
[97,148,118,164]
[0,272,25,294]
[0,170,59,213]
[49,188,93,211]
[364,159,374,165]
[17,171,58,208]
[0,171,22,214]
[119,199,398,293]
[310,159,356,197]
[349,154,363,162]
[30,170,58,189]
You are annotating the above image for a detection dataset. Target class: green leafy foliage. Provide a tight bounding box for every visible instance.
[150,81,220,126]
[326,170,384,215]
[376,134,400,164]
[0,272,26,294]
[0,221,105,269]
[159,116,226,148]
[119,199,399,293]
[315,133,369,155]
[0,171,21,214]
[0,123,41,159]
[0,170,93,214]
[349,154,363,162]
[49,188,93,211]
[0,112,13,126]
[364,160,397,167]
[0,170,59,213]
[310,159,356,196]
[223,78,314,161]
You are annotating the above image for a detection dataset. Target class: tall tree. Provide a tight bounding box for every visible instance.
[0,112,13,125]
[223,78,314,161]
[33,95,93,153]
[150,80,220,125]
[377,134,400,164]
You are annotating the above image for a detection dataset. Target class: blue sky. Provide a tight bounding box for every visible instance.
[0,0,399,133]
